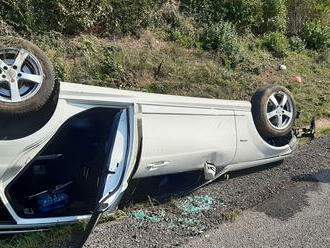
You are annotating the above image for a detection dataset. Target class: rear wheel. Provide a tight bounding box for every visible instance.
[0,37,55,116]
[251,85,296,137]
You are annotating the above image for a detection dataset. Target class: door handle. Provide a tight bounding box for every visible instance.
[146,161,169,171]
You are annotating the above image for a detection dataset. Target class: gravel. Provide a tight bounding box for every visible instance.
[181,170,330,248]
[73,136,330,248]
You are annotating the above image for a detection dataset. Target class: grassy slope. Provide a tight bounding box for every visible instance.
[33,31,329,126]
[0,30,329,247]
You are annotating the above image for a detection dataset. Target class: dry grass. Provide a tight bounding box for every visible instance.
[30,31,329,129]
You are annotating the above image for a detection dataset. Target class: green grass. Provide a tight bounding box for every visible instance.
[99,209,127,223]
[316,120,330,138]
[0,223,84,248]
[317,126,330,137]
[30,31,329,126]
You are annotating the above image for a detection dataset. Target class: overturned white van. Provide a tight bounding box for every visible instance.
[0,38,300,236]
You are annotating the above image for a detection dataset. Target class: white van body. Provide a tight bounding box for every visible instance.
[0,82,297,233]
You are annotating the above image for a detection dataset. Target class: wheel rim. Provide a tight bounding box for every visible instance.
[0,48,43,103]
[265,91,294,130]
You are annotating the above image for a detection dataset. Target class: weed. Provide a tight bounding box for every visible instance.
[317,48,330,63]
[222,210,241,222]
[263,32,288,57]
[317,125,330,137]
[100,209,127,223]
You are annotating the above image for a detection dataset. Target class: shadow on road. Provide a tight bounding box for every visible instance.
[121,160,284,207]
[292,169,330,184]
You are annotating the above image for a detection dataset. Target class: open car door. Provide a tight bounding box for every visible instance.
[75,107,138,247]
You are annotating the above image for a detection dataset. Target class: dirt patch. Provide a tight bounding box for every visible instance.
[257,68,282,84]
[316,118,330,128]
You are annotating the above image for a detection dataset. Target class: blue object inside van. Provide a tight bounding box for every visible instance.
[37,193,69,212]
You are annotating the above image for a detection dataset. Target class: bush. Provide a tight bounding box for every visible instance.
[181,0,291,34]
[151,0,199,48]
[300,20,330,50]
[100,0,160,35]
[221,0,263,33]
[289,36,306,52]
[200,21,241,67]
[180,0,263,32]
[0,0,37,33]
[258,0,287,33]
[46,0,107,34]
[263,32,288,57]
[0,19,18,36]
[166,23,199,48]
[180,0,222,24]
[317,48,330,63]
[151,0,182,28]
[287,0,330,35]
[0,0,108,34]
[0,0,162,35]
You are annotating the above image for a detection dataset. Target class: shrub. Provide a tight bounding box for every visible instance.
[101,46,125,81]
[151,0,182,28]
[166,24,199,48]
[180,0,263,32]
[300,20,330,50]
[221,0,263,33]
[151,0,199,48]
[317,48,330,63]
[258,0,287,33]
[263,32,288,57]
[0,0,162,35]
[180,0,221,24]
[100,0,159,35]
[0,0,108,34]
[200,21,241,67]
[289,36,306,52]
[181,0,290,34]
[45,0,107,34]
[287,0,330,35]
[0,19,18,36]
[0,0,37,33]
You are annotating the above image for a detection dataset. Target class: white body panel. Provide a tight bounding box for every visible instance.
[0,82,297,232]
[135,106,236,178]
[233,111,292,164]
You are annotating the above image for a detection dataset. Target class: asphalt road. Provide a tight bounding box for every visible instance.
[181,169,330,248]
[77,136,330,248]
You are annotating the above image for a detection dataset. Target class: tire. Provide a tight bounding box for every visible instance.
[251,84,297,138]
[0,37,55,117]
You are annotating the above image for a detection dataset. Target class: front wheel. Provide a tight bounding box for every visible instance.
[0,37,55,117]
[251,85,297,138]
